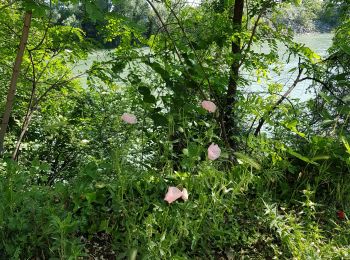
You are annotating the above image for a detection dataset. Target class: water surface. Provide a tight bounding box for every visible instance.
[74,33,333,102]
[247,33,333,101]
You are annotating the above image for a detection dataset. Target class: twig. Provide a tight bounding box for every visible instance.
[254,61,303,136]
[298,76,347,105]
[239,7,265,68]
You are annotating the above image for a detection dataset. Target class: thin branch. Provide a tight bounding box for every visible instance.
[28,0,53,52]
[298,76,347,105]
[239,7,265,68]
[168,6,212,90]
[2,21,21,37]
[246,90,297,138]
[36,72,86,105]
[146,0,208,99]
[254,62,303,136]
[146,0,183,63]
[12,50,37,160]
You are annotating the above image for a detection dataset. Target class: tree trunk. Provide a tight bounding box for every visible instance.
[224,0,244,150]
[0,11,32,154]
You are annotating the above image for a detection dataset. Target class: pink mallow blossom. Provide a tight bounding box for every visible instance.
[164,187,189,204]
[201,100,217,113]
[208,143,221,160]
[121,113,137,124]
[181,188,189,201]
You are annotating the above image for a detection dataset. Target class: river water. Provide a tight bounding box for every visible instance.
[247,33,333,101]
[75,33,333,101]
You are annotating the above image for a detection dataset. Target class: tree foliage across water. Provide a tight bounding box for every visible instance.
[0,0,349,258]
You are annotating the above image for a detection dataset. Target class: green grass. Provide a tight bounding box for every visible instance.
[0,157,349,259]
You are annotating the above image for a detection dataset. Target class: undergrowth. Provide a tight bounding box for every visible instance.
[0,156,349,259]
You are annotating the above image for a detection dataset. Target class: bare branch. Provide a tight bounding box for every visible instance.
[239,7,265,68]
[298,76,347,105]
[254,62,304,136]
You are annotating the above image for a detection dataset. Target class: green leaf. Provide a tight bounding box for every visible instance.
[146,61,171,83]
[286,148,318,165]
[284,120,305,138]
[85,192,97,204]
[85,1,104,22]
[128,74,141,84]
[22,1,48,17]
[311,155,330,161]
[341,137,350,154]
[234,152,261,170]
[143,94,156,104]
[342,94,350,103]
[138,87,156,103]
[112,61,126,73]
[321,119,334,126]
[151,113,168,126]
[340,43,350,55]
[294,0,302,6]
[138,86,151,96]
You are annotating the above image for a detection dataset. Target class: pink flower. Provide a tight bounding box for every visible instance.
[208,143,221,160]
[201,100,217,113]
[181,188,189,201]
[164,187,183,204]
[121,113,137,124]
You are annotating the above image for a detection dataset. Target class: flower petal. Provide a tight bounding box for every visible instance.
[201,100,217,113]
[121,113,137,124]
[181,188,189,201]
[164,186,183,204]
[208,143,221,160]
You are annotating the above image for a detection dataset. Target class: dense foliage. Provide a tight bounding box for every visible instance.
[0,0,349,258]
